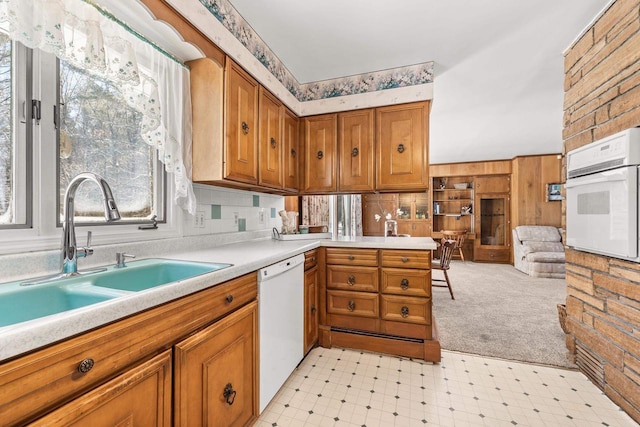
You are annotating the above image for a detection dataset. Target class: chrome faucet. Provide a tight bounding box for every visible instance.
[61,173,121,275]
[384,219,398,237]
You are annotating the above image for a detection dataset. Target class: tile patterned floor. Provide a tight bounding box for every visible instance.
[256,347,637,427]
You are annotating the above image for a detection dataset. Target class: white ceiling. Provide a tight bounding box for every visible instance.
[226,0,610,164]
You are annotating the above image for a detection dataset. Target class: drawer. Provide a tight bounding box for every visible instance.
[380,268,430,297]
[380,295,431,325]
[326,248,378,266]
[0,273,257,426]
[327,266,378,292]
[304,249,318,270]
[380,250,430,269]
[327,290,379,318]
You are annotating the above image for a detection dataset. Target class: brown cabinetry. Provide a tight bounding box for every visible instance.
[303,114,338,193]
[0,274,259,425]
[376,101,430,190]
[397,192,431,237]
[258,87,283,189]
[174,302,258,427]
[225,59,259,184]
[338,109,375,192]
[283,108,300,192]
[474,175,511,263]
[321,247,440,362]
[304,250,319,355]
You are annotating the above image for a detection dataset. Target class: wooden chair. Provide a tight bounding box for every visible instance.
[441,230,467,262]
[432,239,456,300]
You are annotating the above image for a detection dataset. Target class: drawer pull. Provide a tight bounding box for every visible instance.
[348,255,355,261]
[223,383,237,405]
[77,358,95,374]
[351,147,359,157]
[347,275,356,286]
[241,121,250,135]
[401,306,409,318]
[397,143,405,153]
[401,257,409,263]
[400,278,409,290]
[317,150,324,159]
[348,300,356,312]
[270,137,277,148]
[225,295,234,304]
[311,304,316,314]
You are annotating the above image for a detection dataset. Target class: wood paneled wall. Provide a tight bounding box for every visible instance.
[563,0,640,423]
[510,154,562,230]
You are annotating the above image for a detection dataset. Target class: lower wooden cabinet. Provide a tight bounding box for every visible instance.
[174,301,258,427]
[304,265,319,355]
[30,351,173,426]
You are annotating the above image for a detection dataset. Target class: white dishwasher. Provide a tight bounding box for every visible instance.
[258,253,305,412]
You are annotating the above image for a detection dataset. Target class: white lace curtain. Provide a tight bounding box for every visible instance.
[0,0,196,214]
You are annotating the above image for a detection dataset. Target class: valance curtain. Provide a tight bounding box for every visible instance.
[0,0,196,214]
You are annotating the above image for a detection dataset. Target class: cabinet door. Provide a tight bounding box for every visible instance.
[303,114,337,193]
[338,109,375,192]
[283,108,300,192]
[304,266,319,355]
[474,191,511,262]
[475,175,510,193]
[174,302,258,427]
[376,101,429,190]
[32,351,172,426]
[397,220,430,237]
[258,87,283,188]
[225,59,259,184]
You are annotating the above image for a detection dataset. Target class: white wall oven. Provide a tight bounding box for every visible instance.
[566,128,640,261]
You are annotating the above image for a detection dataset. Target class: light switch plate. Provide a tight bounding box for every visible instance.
[258,209,265,225]
[194,210,205,228]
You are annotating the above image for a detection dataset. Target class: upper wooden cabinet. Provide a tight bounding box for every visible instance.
[258,87,283,189]
[225,59,259,184]
[303,114,338,193]
[376,101,430,190]
[338,109,375,192]
[283,108,300,192]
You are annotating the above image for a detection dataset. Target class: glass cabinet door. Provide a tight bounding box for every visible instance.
[479,196,507,246]
[397,194,412,220]
[414,193,429,220]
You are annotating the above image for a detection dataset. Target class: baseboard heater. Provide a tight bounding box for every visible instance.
[330,326,424,343]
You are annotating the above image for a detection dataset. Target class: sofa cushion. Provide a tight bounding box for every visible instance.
[525,251,565,264]
[514,226,561,242]
[521,241,564,256]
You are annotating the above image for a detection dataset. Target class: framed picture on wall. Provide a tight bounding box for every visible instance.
[547,183,562,201]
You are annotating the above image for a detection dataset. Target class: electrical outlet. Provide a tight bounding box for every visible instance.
[258,209,265,225]
[233,212,239,225]
[195,210,205,228]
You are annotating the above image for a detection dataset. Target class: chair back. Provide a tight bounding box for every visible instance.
[440,230,466,247]
[438,240,457,270]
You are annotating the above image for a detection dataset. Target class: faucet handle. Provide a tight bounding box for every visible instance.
[116,252,136,268]
[77,231,94,258]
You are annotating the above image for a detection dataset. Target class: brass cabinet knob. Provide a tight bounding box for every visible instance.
[397,144,405,153]
[241,121,249,134]
[311,304,316,314]
[347,275,356,285]
[317,150,324,159]
[223,383,237,405]
[348,300,356,312]
[225,295,234,304]
[77,358,95,374]
[351,147,359,157]
[401,306,409,318]
[400,278,409,290]
[291,148,297,157]
[270,137,277,148]
[401,257,409,263]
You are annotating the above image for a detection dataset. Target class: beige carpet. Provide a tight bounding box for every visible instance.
[431,260,576,369]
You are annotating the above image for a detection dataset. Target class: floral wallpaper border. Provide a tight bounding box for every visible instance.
[198,0,434,102]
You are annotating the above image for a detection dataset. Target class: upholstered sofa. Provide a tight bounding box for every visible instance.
[512,226,565,278]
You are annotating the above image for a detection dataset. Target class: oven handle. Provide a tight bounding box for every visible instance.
[565,169,631,188]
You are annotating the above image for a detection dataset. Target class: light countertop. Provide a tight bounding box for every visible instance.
[0,236,436,361]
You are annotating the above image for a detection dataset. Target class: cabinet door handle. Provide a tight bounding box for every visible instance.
[317,150,324,159]
[223,383,237,405]
[291,148,297,158]
[397,144,405,153]
[401,256,409,263]
[311,304,316,314]
[241,121,249,135]
[351,147,359,157]
[400,278,409,290]
[401,306,409,318]
[77,358,95,374]
[348,300,356,312]
[225,295,234,304]
[348,255,355,261]
[347,275,356,286]
[270,137,277,148]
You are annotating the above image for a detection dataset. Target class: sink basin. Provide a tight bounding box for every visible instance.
[89,258,231,292]
[0,258,232,327]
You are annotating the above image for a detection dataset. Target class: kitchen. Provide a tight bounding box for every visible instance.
[0,0,639,425]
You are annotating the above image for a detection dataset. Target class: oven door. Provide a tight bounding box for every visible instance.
[565,165,638,260]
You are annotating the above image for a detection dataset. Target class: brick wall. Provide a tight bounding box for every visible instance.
[563,0,640,422]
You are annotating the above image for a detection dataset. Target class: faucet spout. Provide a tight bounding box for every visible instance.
[61,173,121,275]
